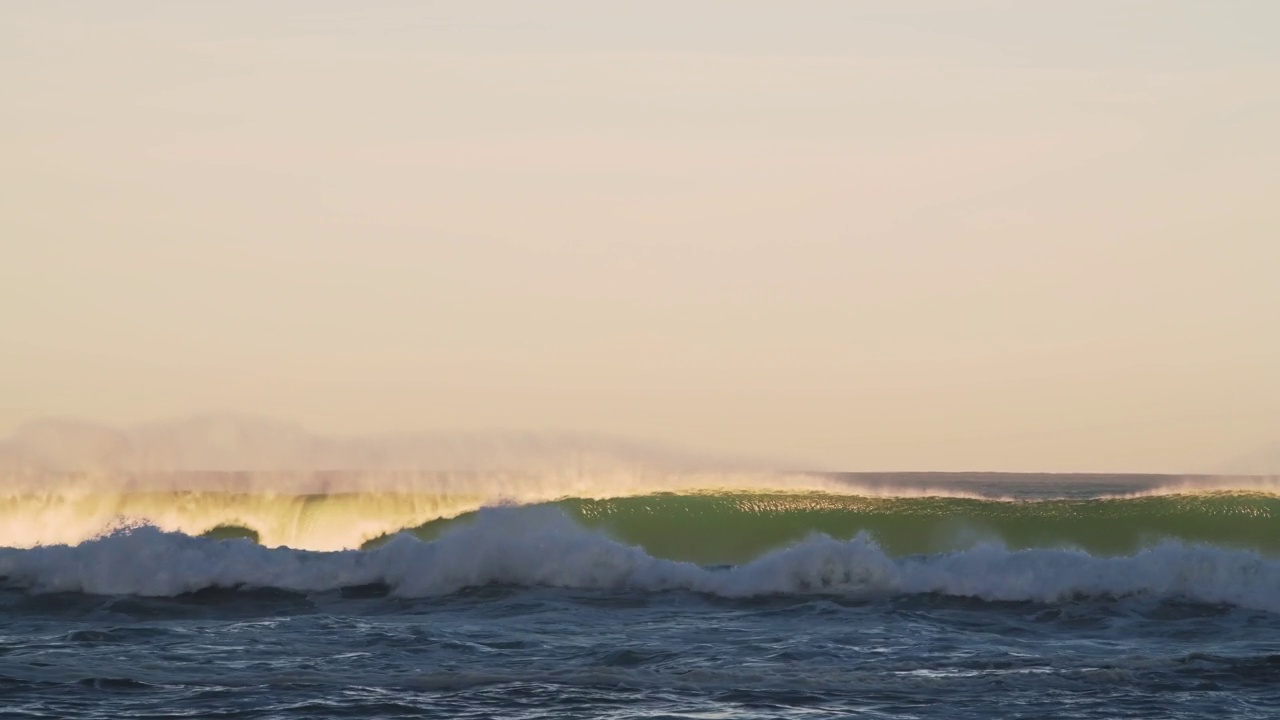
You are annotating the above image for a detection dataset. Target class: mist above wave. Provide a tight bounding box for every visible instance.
[0,414,770,476]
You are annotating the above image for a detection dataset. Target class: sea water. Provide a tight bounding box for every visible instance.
[1,473,1278,718]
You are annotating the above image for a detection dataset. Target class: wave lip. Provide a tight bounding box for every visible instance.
[2,508,1278,614]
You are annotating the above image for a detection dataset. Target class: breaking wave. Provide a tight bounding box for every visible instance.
[1,508,1278,614]
[4,417,1279,612]
[3,415,1276,558]
[2,481,1277,560]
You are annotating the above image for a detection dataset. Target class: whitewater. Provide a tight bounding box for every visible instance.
[3,464,1279,717]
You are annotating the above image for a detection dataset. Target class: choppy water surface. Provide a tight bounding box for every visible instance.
[2,472,1278,718]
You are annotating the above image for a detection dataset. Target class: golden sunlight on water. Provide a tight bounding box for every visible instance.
[0,490,487,551]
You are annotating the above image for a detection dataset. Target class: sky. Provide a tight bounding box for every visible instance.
[2,1,1278,473]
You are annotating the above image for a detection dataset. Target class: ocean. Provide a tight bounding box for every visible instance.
[1,472,1278,718]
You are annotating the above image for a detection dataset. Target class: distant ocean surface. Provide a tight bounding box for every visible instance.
[2,472,1278,719]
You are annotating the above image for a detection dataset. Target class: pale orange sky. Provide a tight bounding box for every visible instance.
[2,1,1278,473]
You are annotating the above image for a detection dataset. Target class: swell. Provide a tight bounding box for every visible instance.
[2,509,1279,614]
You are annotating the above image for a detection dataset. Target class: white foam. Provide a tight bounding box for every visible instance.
[2,507,1277,613]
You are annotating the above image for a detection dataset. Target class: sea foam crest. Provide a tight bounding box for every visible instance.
[1,507,1277,612]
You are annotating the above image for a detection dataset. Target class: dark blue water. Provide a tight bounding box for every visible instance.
[3,587,1278,719]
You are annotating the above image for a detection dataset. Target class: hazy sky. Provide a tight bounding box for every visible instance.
[3,1,1278,473]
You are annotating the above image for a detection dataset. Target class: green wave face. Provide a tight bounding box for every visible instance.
[201,525,260,543]
[383,492,1280,564]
